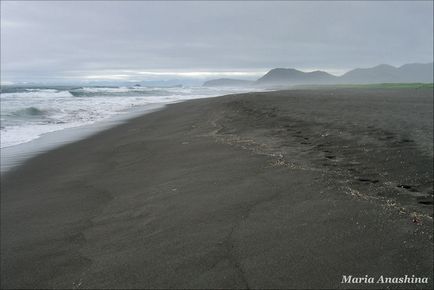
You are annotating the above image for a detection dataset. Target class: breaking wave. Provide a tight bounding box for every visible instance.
[11,107,47,117]
[1,85,247,148]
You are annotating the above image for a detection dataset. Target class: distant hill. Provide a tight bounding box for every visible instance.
[255,68,338,86]
[340,64,400,83]
[253,63,433,87]
[202,78,253,87]
[340,63,433,84]
[202,63,433,88]
[395,63,433,83]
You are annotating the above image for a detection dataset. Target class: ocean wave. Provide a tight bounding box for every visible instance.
[68,87,181,98]
[11,107,47,117]
[1,89,74,99]
[0,85,245,148]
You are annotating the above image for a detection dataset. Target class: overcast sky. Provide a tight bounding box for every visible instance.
[1,1,433,83]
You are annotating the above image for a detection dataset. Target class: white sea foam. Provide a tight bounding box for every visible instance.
[2,89,75,99]
[0,86,248,148]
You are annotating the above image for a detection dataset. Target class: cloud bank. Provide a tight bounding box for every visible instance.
[1,1,433,83]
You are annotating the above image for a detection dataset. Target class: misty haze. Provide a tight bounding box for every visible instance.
[1,1,433,289]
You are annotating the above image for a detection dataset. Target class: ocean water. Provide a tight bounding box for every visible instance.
[0,85,254,172]
[0,85,246,149]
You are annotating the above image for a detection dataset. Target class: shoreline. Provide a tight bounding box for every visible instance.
[1,86,251,173]
[1,103,167,173]
[1,88,433,288]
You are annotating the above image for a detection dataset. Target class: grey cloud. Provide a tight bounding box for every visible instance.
[1,1,432,82]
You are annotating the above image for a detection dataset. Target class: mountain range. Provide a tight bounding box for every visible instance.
[203,62,433,87]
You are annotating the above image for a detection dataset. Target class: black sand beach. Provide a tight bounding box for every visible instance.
[1,88,433,289]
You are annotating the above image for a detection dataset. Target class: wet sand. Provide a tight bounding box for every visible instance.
[1,88,433,289]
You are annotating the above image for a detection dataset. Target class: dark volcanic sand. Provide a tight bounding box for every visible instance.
[1,88,433,289]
